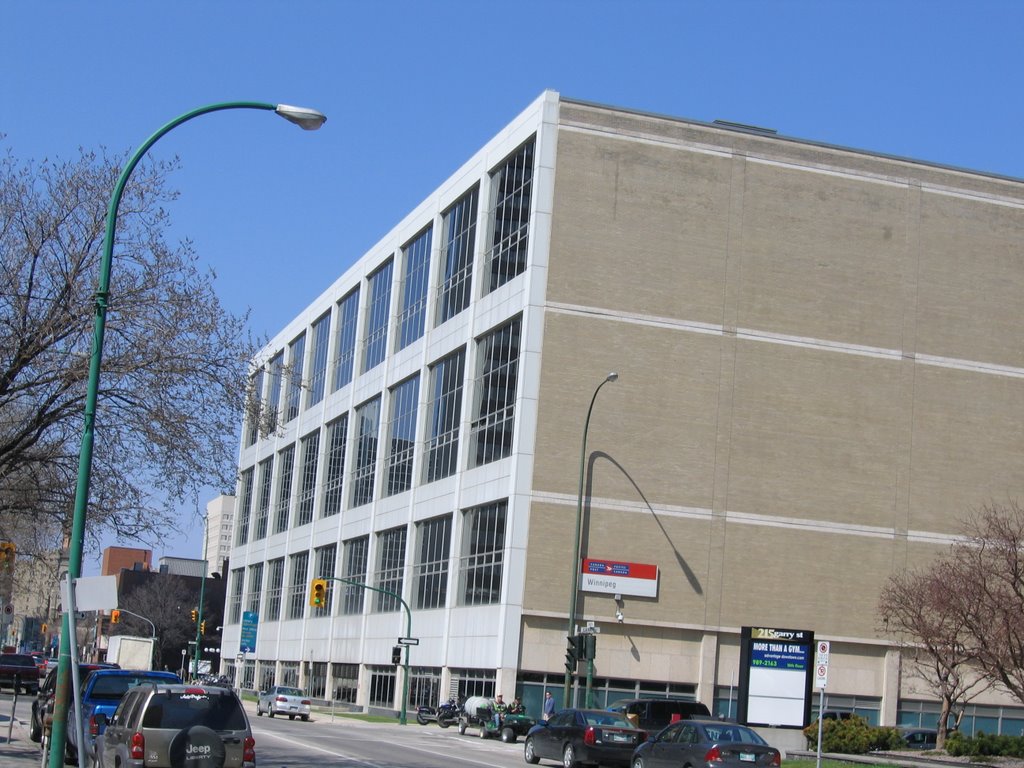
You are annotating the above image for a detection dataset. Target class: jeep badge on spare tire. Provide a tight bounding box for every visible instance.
[169,725,227,768]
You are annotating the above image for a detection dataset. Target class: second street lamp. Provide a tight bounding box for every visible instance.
[563,372,619,708]
[48,100,326,768]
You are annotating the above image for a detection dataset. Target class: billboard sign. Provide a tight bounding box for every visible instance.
[580,558,659,598]
[738,626,814,729]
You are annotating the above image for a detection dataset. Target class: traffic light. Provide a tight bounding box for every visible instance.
[583,633,596,661]
[391,646,402,665]
[190,609,198,623]
[565,634,581,674]
[110,610,121,624]
[200,621,206,635]
[0,541,15,571]
[41,623,48,634]
[309,578,328,607]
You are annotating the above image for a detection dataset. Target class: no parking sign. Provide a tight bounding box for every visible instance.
[815,641,830,688]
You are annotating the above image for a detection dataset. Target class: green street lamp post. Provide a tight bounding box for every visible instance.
[563,372,618,709]
[47,101,326,768]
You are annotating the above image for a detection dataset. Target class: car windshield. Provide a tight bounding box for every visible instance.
[142,691,246,730]
[276,687,302,697]
[583,712,634,728]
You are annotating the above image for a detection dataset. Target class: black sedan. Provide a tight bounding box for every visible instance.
[524,708,647,768]
[630,719,780,768]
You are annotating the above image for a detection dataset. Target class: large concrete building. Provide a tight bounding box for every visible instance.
[223,91,1024,738]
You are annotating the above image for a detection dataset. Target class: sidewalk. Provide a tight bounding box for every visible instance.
[0,713,42,768]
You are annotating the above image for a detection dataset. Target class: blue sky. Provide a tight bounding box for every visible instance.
[5,0,1022,568]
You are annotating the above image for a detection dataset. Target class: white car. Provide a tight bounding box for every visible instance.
[256,685,311,720]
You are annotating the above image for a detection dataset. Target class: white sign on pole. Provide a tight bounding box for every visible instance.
[814,641,830,688]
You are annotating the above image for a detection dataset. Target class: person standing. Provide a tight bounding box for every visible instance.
[543,690,555,720]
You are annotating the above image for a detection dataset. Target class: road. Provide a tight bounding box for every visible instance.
[0,691,538,768]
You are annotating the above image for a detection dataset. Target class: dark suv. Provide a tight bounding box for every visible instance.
[607,697,711,735]
[94,683,255,768]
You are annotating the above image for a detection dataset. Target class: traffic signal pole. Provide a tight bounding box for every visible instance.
[311,577,413,725]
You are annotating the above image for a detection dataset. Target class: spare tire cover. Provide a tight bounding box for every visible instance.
[168,725,227,768]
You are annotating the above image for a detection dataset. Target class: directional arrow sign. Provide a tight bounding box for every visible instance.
[397,637,419,646]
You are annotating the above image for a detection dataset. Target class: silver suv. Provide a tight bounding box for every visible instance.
[94,683,254,768]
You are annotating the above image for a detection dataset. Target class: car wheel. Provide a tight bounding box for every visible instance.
[268,708,275,718]
[256,704,263,716]
[170,725,226,768]
[563,742,579,768]
[633,757,646,768]
[301,714,309,722]
[524,736,540,764]
[29,709,41,742]
[501,726,516,743]
[289,714,295,720]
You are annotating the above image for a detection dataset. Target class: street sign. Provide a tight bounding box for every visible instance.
[397,637,419,646]
[814,641,830,688]
[579,626,601,634]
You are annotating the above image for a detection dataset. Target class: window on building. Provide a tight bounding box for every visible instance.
[246,563,263,618]
[267,352,284,432]
[296,430,320,526]
[307,311,331,407]
[333,663,359,703]
[487,138,534,292]
[424,349,465,483]
[228,568,244,624]
[451,668,496,700]
[369,666,396,708]
[312,544,337,618]
[265,558,284,621]
[274,444,295,534]
[287,551,309,620]
[244,367,264,447]
[409,667,443,709]
[398,227,432,350]
[280,661,300,688]
[253,456,273,541]
[470,317,520,466]
[374,526,406,613]
[414,515,451,610]
[322,414,348,517]
[459,500,506,605]
[285,332,305,423]
[351,397,380,507]
[307,661,327,700]
[332,288,360,392]
[436,187,478,325]
[362,260,393,373]
[235,468,254,546]
[385,375,420,496]
[341,536,368,615]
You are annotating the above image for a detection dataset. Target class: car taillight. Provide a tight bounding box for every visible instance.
[704,746,723,762]
[301,699,311,705]
[243,735,256,763]
[130,731,145,760]
[771,751,781,766]
[276,695,288,702]
[584,726,596,745]
[89,715,100,736]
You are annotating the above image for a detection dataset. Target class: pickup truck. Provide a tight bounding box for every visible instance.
[0,652,41,694]
[65,667,180,762]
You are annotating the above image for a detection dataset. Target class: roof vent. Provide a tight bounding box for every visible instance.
[712,119,778,135]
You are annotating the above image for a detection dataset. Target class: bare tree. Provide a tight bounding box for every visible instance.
[114,575,195,670]
[950,501,1024,705]
[0,146,258,557]
[879,560,989,747]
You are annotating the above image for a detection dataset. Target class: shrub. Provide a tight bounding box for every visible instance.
[946,732,1024,758]
[802,716,905,755]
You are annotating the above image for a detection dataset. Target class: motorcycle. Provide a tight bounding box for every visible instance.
[416,697,462,727]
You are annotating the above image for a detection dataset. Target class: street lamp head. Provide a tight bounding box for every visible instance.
[606,372,619,383]
[275,104,328,130]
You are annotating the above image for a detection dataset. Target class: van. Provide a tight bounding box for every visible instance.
[607,698,711,734]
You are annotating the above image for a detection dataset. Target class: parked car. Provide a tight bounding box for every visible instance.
[607,698,711,735]
[29,662,119,743]
[94,682,255,768]
[0,652,41,694]
[630,718,781,768]
[900,727,938,749]
[524,708,647,768]
[68,668,181,762]
[256,685,311,720]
